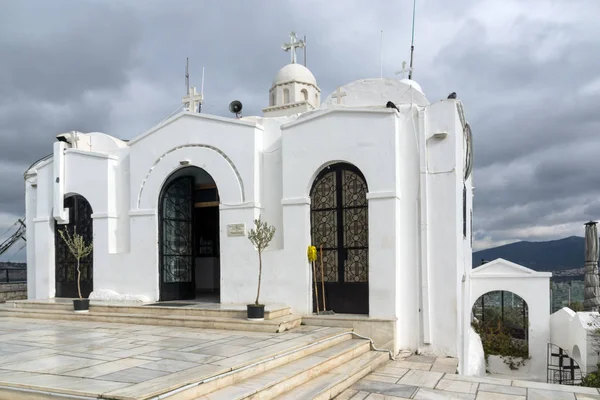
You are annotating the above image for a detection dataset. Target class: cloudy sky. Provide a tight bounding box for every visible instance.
[1,0,599,261]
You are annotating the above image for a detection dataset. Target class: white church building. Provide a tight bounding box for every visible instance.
[24,33,475,368]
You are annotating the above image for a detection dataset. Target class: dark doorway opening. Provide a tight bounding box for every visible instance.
[159,167,220,302]
[310,163,369,314]
[55,194,94,298]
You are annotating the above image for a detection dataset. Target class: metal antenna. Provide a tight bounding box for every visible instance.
[380,30,384,78]
[199,67,205,113]
[408,0,417,80]
[185,57,190,92]
[304,35,307,67]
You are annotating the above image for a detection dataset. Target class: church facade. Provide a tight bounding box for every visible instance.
[24,34,474,369]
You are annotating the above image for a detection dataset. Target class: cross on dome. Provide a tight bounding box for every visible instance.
[331,87,347,105]
[395,61,414,80]
[182,87,203,113]
[281,31,305,64]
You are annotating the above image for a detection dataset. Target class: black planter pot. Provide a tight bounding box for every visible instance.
[247,304,265,321]
[73,299,90,313]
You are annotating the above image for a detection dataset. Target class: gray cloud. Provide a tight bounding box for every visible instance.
[1,0,600,261]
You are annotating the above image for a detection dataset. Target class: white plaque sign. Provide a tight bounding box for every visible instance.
[227,223,246,237]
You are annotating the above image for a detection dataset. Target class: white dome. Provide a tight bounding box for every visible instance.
[399,78,424,94]
[273,63,317,86]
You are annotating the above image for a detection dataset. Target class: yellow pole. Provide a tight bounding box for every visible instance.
[312,260,320,314]
[320,245,326,311]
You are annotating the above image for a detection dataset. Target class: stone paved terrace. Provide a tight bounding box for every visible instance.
[2,316,600,399]
[0,317,350,399]
[340,353,600,399]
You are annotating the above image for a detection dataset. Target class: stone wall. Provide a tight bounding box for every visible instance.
[0,283,27,301]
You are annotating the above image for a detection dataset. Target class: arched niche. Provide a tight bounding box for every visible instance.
[54,194,94,298]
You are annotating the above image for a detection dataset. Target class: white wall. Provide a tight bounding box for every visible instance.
[550,308,600,375]
[420,99,467,361]
[281,108,419,351]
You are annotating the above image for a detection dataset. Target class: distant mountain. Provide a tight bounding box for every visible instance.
[473,236,585,272]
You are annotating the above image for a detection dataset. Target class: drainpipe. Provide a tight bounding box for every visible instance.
[53,140,69,224]
[418,106,431,345]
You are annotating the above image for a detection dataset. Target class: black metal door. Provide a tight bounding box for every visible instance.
[310,163,369,314]
[55,195,93,298]
[159,176,195,301]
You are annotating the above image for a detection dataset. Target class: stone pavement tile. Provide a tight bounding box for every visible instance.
[193,343,254,357]
[374,365,409,378]
[413,388,475,399]
[478,384,526,396]
[434,357,459,366]
[54,350,119,362]
[105,345,163,358]
[142,349,224,364]
[351,391,372,399]
[351,380,418,398]
[63,357,152,378]
[398,370,444,389]
[475,392,525,400]
[223,337,265,346]
[362,373,403,383]
[364,393,412,399]
[431,364,458,373]
[136,358,199,373]
[444,374,512,385]
[132,355,164,361]
[0,371,131,395]
[513,380,599,395]
[0,354,106,374]
[96,366,171,383]
[527,389,576,400]
[405,355,437,364]
[0,342,38,354]
[391,360,433,371]
[576,395,600,400]
[0,348,58,364]
[435,378,478,394]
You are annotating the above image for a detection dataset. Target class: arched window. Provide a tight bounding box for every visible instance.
[301,89,308,101]
[271,92,275,106]
[283,88,290,104]
[314,93,319,105]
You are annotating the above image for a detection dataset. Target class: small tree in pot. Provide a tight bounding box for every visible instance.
[247,217,275,320]
[58,227,93,313]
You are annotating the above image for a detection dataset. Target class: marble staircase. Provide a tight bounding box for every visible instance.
[183,334,388,399]
[0,299,301,333]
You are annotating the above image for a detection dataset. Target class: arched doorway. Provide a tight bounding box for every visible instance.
[471,291,529,363]
[54,194,93,298]
[159,167,220,301]
[310,163,369,314]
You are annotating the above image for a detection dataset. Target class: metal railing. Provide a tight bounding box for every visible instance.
[0,268,26,283]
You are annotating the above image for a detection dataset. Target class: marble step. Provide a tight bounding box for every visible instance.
[191,338,372,400]
[5,300,291,320]
[0,307,301,333]
[274,351,389,400]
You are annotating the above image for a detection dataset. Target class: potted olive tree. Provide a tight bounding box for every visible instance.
[247,217,275,320]
[58,227,93,313]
